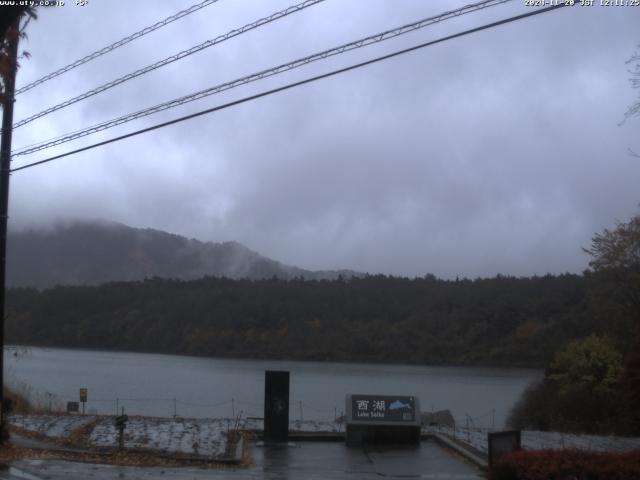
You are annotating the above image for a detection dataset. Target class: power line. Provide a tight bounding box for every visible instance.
[15,0,221,96]
[12,0,513,158]
[10,2,571,174]
[11,0,326,130]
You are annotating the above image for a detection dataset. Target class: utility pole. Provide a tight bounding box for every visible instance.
[0,18,20,444]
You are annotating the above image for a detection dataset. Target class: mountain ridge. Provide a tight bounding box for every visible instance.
[6,220,362,288]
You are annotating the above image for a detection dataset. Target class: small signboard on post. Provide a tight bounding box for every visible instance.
[66,401,79,414]
[79,388,88,415]
[115,412,129,450]
[488,430,521,469]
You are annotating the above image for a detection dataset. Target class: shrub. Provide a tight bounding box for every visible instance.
[3,386,34,414]
[548,335,622,398]
[507,336,629,435]
[490,449,640,480]
[506,380,555,431]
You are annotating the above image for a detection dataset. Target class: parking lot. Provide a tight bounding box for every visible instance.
[1,440,483,479]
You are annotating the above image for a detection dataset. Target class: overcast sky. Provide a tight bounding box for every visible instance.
[6,0,640,278]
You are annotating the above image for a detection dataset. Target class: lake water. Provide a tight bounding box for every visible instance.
[5,346,542,428]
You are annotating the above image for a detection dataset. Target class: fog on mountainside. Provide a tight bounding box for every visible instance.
[6,221,361,289]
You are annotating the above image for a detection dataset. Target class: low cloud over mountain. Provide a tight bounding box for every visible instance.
[7,221,360,288]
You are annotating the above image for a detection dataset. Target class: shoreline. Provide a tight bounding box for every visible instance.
[4,344,547,371]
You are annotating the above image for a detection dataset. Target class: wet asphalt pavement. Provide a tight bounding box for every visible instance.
[1,441,483,479]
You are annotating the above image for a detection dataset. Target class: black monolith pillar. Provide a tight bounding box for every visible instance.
[264,370,289,443]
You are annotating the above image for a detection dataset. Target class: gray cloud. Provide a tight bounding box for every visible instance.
[7,0,640,278]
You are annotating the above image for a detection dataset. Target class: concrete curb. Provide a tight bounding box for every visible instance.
[250,430,345,441]
[289,432,345,441]
[432,433,488,470]
[0,465,44,480]
[232,436,244,463]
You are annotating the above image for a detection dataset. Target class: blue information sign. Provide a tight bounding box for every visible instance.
[350,395,416,423]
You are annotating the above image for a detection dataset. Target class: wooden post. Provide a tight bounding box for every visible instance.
[0,18,20,445]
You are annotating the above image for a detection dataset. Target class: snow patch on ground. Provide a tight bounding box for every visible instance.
[241,418,343,433]
[424,426,640,454]
[10,414,96,438]
[11,414,639,457]
[9,415,227,457]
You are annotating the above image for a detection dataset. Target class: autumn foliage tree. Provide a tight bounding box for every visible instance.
[623,45,640,125]
[548,335,622,397]
[0,8,35,103]
[622,340,640,419]
[583,213,640,316]
[584,212,640,427]
[508,214,640,434]
[548,335,623,430]
[508,335,625,434]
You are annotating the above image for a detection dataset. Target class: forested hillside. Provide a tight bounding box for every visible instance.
[6,273,633,367]
[6,221,359,288]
